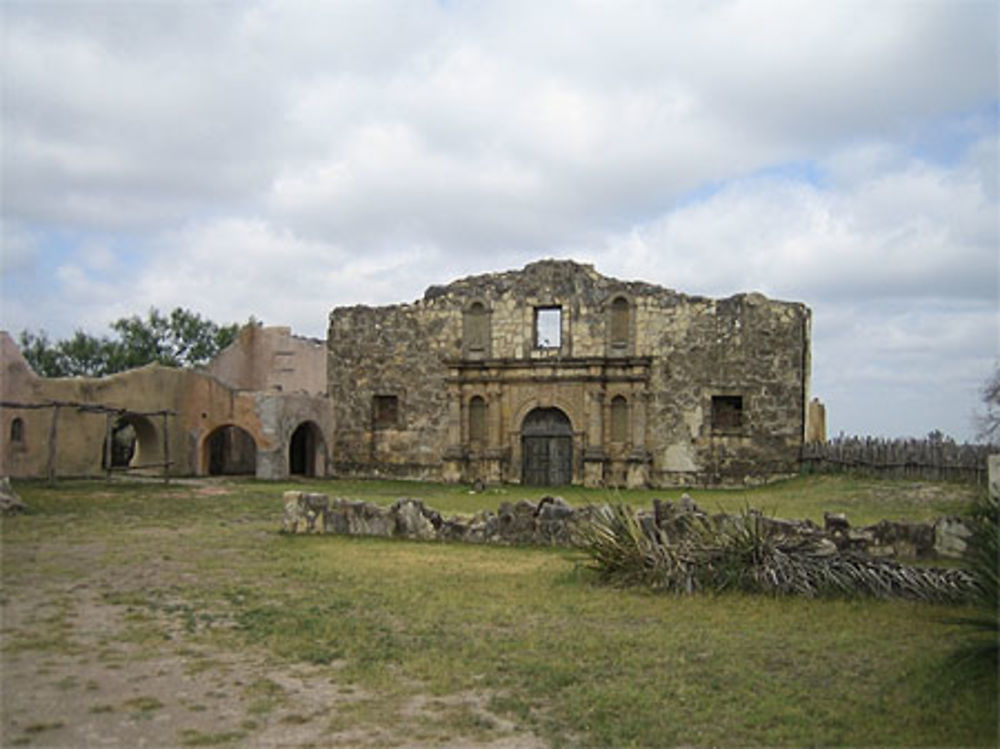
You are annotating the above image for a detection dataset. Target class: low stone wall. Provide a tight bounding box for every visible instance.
[280,491,973,560]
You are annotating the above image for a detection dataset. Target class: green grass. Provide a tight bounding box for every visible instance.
[261,473,978,525]
[1,475,995,747]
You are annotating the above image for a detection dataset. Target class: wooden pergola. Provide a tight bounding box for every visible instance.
[2,400,176,483]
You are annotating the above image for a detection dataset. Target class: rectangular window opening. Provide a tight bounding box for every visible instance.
[373,395,400,429]
[535,307,562,349]
[711,395,744,431]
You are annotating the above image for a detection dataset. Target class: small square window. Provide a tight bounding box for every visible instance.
[373,395,399,429]
[711,395,743,431]
[535,307,562,349]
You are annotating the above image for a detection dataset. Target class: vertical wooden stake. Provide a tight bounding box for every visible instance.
[46,404,60,485]
[162,412,170,484]
[105,412,114,482]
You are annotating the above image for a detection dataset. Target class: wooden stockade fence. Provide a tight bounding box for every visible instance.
[801,436,993,484]
[2,400,175,484]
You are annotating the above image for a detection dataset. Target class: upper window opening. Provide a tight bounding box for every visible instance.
[373,395,400,429]
[464,302,489,352]
[535,307,562,349]
[10,417,24,443]
[610,297,629,348]
[711,395,744,431]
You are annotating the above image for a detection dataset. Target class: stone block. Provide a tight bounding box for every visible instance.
[934,516,972,558]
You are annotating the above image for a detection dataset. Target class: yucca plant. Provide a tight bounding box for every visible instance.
[577,503,978,604]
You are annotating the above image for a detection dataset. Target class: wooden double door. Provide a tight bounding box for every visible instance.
[521,407,573,486]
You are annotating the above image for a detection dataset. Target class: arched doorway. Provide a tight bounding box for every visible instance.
[521,407,573,486]
[289,421,326,477]
[204,425,257,476]
[101,415,161,473]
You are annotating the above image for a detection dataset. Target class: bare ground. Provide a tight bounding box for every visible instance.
[1,535,546,749]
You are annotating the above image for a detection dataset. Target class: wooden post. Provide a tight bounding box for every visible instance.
[105,412,114,482]
[46,404,60,484]
[161,411,170,484]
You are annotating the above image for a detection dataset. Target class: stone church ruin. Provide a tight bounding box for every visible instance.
[329,260,817,487]
[2,260,821,487]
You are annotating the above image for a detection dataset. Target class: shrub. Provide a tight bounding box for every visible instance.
[947,488,999,676]
[577,503,977,603]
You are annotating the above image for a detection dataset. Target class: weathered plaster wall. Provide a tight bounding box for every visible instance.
[205,325,327,396]
[1,331,333,480]
[328,260,811,486]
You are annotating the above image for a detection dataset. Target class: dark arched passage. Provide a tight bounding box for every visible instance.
[101,414,160,472]
[289,421,326,477]
[204,425,257,476]
[521,407,573,486]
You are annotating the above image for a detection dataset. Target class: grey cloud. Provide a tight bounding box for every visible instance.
[2,1,997,441]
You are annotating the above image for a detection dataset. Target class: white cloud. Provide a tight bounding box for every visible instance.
[0,220,39,273]
[595,134,998,303]
[1,0,996,440]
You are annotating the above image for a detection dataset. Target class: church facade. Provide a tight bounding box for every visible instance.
[328,260,815,487]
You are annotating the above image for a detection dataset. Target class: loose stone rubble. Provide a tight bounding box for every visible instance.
[0,477,26,515]
[281,490,971,560]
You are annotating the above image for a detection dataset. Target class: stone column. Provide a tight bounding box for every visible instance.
[630,390,648,449]
[483,385,504,483]
[441,378,465,482]
[583,389,606,487]
[588,390,604,447]
[487,385,502,449]
[626,390,652,488]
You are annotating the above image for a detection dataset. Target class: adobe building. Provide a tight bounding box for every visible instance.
[1,326,332,480]
[329,260,815,487]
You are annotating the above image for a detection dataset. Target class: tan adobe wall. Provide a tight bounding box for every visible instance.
[1,331,332,480]
[327,260,811,487]
[205,325,326,396]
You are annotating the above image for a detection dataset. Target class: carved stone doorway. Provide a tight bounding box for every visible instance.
[521,407,573,486]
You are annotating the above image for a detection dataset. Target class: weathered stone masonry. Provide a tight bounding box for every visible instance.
[280,491,973,561]
[329,260,814,487]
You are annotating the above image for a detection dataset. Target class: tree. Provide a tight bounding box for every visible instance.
[18,308,242,378]
[16,330,68,378]
[977,366,1000,446]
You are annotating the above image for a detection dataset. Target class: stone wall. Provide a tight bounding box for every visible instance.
[281,491,972,560]
[328,260,812,487]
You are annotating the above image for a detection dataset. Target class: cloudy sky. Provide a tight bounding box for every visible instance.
[2,0,997,441]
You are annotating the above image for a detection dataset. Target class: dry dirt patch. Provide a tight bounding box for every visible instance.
[1,535,544,749]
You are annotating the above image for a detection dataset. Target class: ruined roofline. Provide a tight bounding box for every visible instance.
[0,329,245,395]
[327,259,809,314]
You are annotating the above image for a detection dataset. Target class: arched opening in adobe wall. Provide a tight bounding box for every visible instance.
[203,425,257,476]
[101,415,161,472]
[289,421,326,477]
